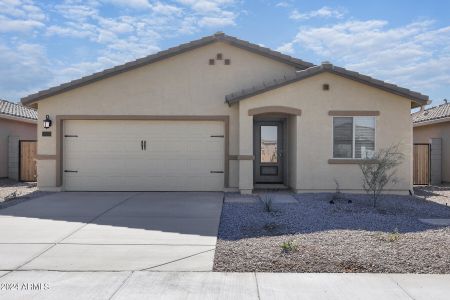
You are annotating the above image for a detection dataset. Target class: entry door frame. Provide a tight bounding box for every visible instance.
[253,119,286,184]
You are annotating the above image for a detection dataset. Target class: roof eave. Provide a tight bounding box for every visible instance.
[0,113,37,124]
[413,116,450,127]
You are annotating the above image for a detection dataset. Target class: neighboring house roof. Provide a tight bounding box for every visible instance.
[0,99,37,123]
[412,101,450,126]
[226,63,429,107]
[21,32,314,106]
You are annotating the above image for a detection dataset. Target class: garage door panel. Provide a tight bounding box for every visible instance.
[63,120,225,191]
[65,158,222,177]
[64,174,223,191]
[148,139,222,153]
[65,138,141,153]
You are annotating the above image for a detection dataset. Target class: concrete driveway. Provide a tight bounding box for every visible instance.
[0,192,223,271]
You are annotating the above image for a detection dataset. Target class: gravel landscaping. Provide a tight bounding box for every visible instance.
[214,189,450,273]
[0,178,50,208]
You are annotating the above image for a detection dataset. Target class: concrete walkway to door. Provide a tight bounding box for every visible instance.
[0,192,223,271]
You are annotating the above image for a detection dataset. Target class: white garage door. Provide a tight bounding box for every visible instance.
[63,120,225,191]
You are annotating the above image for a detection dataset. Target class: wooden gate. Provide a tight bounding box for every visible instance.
[413,143,430,185]
[19,140,37,182]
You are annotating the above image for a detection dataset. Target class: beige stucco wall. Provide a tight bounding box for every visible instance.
[287,115,298,189]
[34,41,415,193]
[238,72,413,194]
[35,41,297,190]
[414,122,450,182]
[0,117,37,178]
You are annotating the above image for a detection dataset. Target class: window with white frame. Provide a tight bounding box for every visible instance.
[333,116,375,159]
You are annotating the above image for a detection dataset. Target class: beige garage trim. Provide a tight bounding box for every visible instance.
[328,110,380,116]
[328,159,376,164]
[228,155,255,160]
[55,115,230,188]
[248,106,302,116]
[35,154,57,160]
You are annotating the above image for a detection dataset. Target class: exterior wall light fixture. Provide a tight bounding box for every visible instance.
[43,115,52,129]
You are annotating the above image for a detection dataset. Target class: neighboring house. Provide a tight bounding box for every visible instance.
[21,32,429,193]
[412,101,450,184]
[0,100,37,180]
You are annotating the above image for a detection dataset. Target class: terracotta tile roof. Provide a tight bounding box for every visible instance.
[21,32,314,105]
[0,99,37,120]
[225,63,429,107]
[412,101,450,124]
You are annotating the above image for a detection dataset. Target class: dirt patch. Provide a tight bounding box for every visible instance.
[214,192,450,273]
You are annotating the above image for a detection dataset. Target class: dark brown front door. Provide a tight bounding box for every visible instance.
[254,121,283,183]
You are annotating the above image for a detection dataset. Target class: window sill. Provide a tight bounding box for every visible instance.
[328,159,376,164]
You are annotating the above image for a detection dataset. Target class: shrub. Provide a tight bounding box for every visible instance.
[263,222,278,231]
[378,228,401,243]
[281,240,299,253]
[386,229,401,243]
[358,144,404,208]
[331,179,342,204]
[260,194,275,212]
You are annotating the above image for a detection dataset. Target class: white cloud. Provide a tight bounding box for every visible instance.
[290,6,345,20]
[0,0,46,32]
[283,20,450,95]
[275,2,291,8]
[0,0,45,20]
[151,2,183,15]
[177,0,235,13]
[54,4,99,21]
[175,0,238,29]
[0,17,44,32]
[97,18,134,34]
[276,42,294,54]
[46,25,94,38]
[0,42,52,100]
[104,0,151,9]
[198,11,236,27]
[1,0,241,100]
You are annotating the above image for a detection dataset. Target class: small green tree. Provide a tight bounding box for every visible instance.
[358,145,404,207]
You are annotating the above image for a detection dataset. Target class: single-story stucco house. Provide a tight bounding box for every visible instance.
[0,100,37,181]
[412,101,450,184]
[21,32,429,194]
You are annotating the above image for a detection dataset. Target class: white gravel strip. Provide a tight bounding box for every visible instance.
[0,179,51,207]
[214,191,450,273]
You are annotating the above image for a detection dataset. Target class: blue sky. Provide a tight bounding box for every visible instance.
[1,0,449,107]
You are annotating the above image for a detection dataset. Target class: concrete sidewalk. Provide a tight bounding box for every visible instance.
[0,271,449,300]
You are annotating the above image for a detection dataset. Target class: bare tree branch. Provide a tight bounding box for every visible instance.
[358,144,404,207]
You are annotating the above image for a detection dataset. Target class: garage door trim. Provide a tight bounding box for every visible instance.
[54,115,230,188]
